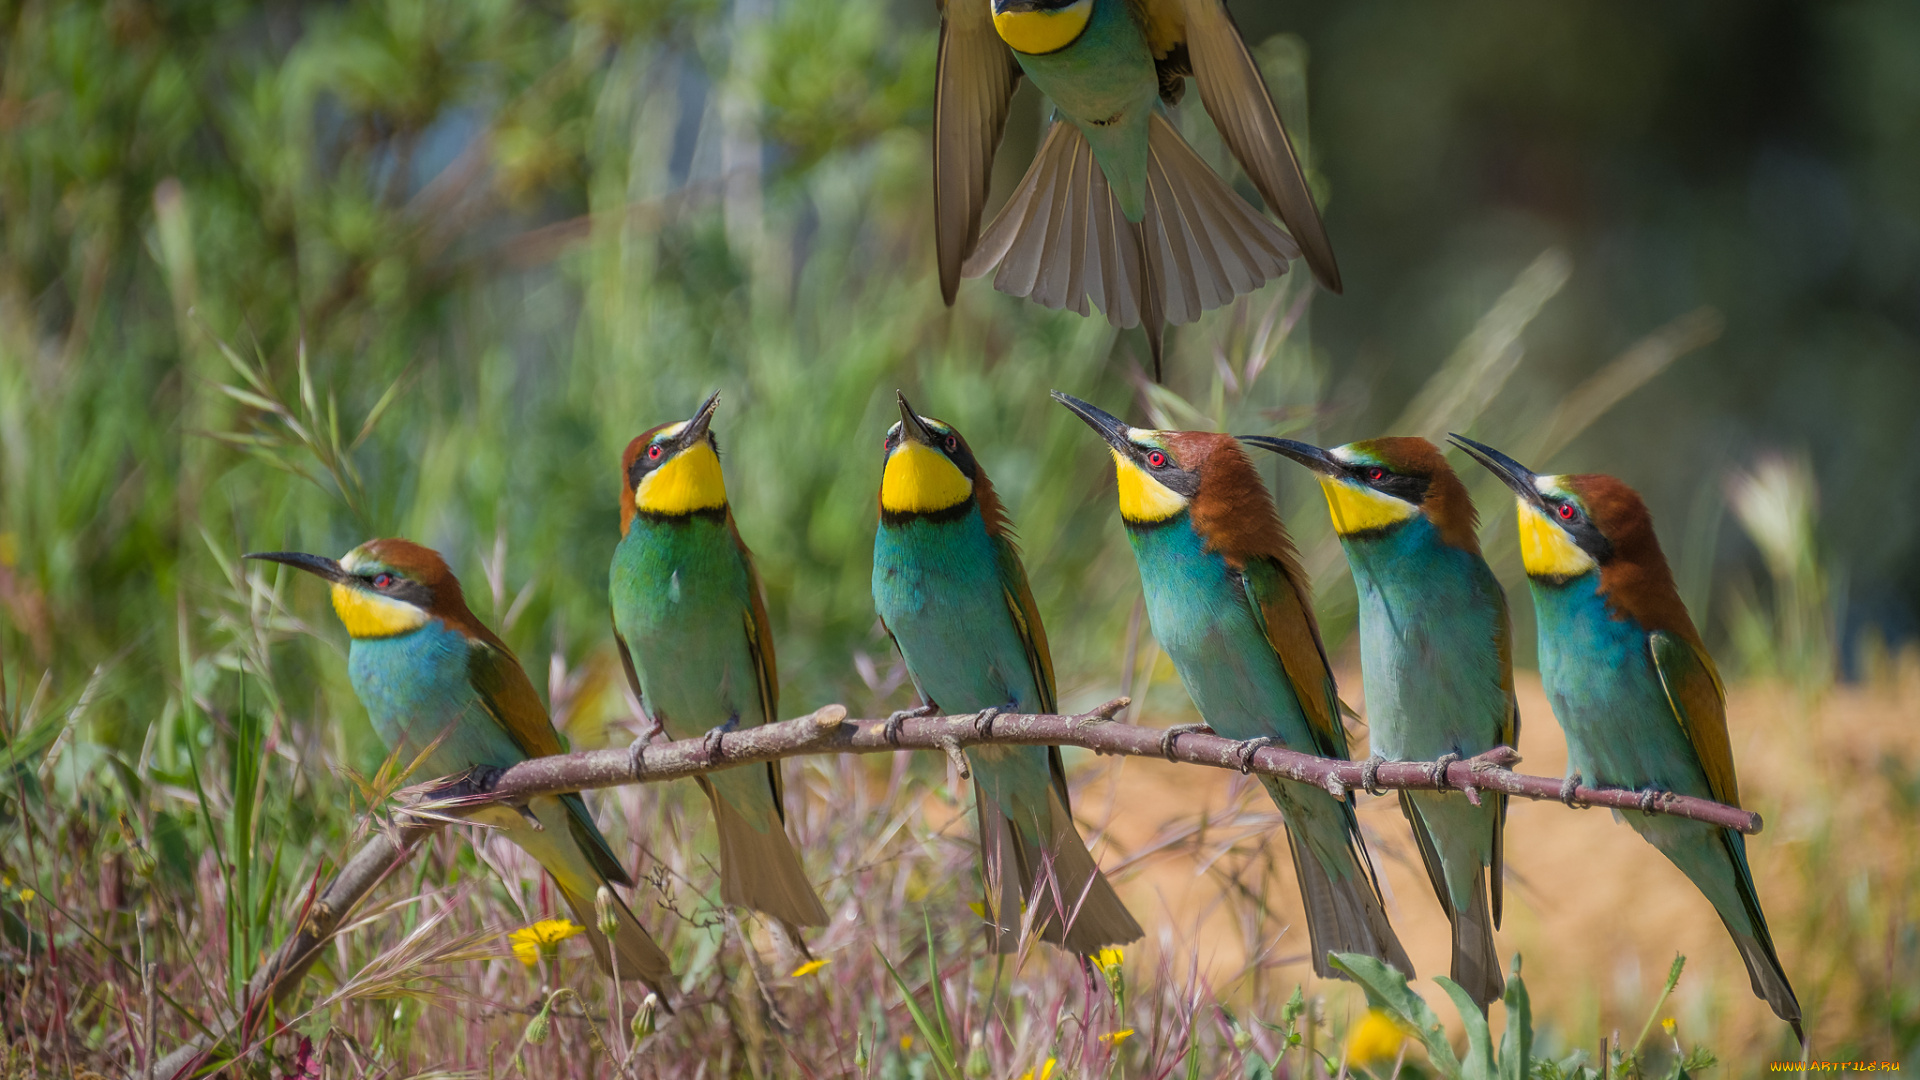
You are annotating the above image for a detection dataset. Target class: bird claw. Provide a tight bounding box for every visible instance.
[1427,752,1462,791]
[1236,736,1277,774]
[1560,772,1585,808]
[883,703,936,747]
[1361,754,1387,797]
[1159,723,1213,761]
[1638,788,1663,813]
[973,704,1011,738]
[701,721,736,767]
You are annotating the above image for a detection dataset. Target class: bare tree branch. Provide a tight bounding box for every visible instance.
[151,695,1762,1076]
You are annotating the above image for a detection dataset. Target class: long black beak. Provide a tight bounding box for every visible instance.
[1051,390,1134,456]
[244,551,353,585]
[1448,433,1545,507]
[1241,437,1341,477]
[895,391,939,446]
[683,390,721,445]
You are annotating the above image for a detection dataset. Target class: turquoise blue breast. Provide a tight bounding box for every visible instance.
[1126,517,1316,747]
[874,513,1043,713]
[1341,517,1508,761]
[1531,574,1714,799]
[611,514,765,737]
[348,620,526,777]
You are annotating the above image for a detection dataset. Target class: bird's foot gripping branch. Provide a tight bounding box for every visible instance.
[479,697,1765,835]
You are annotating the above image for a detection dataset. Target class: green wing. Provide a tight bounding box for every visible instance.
[1649,630,1740,808]
[1238,556,1346,759]
[991,532,1071,807]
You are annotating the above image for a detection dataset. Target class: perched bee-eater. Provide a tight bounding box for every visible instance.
[936,0,1338,375]
[1053,392,1411,980]
[1450,435,1802,1041]
[1246,435,1515,1007]
[245,540,672,989]
[873,392,1142,954]
[610,393,828,931]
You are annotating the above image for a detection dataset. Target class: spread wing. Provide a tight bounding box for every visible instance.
[936,0,1022,304]
[1236,556,1345,759]
[1649,629,1740,808]
[991,532,1072,806]
[1169,0,1340,293]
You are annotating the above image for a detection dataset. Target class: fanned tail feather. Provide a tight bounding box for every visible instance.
[964,114,1297,376]
[1285,827,1414,980]
[708,780,829,928]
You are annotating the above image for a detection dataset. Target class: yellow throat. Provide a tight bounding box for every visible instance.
[330,583,428,639]
[635,437,728,515]
[1114,451,1186,523]
[881,441,972,514]
[993,0,1093,55]
[1318,477,1417,536]
[1517,500,1597,578]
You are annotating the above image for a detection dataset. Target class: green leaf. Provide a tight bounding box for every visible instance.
[875,942,958,1080]
[1433,978,1494,1080]
[1328,952,1459,1076]
[1498,954,1531,1080]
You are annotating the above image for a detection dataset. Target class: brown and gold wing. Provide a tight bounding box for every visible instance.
[1238,556,1345,760]
[936,0,1023,304]
[1650,629,1740,808]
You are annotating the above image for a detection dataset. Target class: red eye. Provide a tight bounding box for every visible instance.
[1368,467,1387,482]
[1558,503,1576,520]
[647,444,663,461]
[373,573,394,589]
[944,435,958,452]
[1146,450,1167,469]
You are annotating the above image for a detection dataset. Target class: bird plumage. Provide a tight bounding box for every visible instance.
[245,539,673,989]
[1247,436,1513,1007]
[873,393,1142,953]
[1450,435,1802,1044]
[936,0,1338,375]
[1054,392,1411,980]
[611,394,829,930]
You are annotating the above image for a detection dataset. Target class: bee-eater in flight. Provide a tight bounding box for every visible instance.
[1054,392,1411,980]
[873,392,1142,953]
[245,540,673,989]
[609,393,829,931]
[1450,434,1803,1042]
[1247,435,1515,1008]
[935,0,1339,376]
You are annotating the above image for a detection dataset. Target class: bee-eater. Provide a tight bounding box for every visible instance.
[1053,392,1411,980]
[1245,435,1515,1008]
[609,393,828,931]
[245,540,672,989]
[936,0,1338,375]
[873,392,1142,954]
[1450,435,1803,1041]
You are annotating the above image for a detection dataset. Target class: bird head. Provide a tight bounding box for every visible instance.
[990,0,1093,56]
[1243,435,1481,551]
[246,538,462,640]
[1446,434,1627,582]
[621,391,727,533]
[1052,392,1206,525]
[880,391,989,521]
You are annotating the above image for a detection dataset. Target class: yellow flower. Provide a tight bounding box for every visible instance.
[508,918,583,966]
[1345,1008,1410,1067]
[1099,1029,1134,1046]
[1094,947,1124,974]
[1661,1017,1676,1036]
[790,959,831,978]
[900,1034,915,1051]
[16,889,32,903]
[1017,1057,1057,1080]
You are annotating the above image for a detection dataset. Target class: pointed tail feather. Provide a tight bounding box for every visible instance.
[1400,792,1501,1008]
[964,114,1296,374]
[976,784,1028,953]
[1719,830,1803,1043]
[1036,786,1143,954]
[557,881,674,991]
[1285,827,1413,980]
[708,782,829,928]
